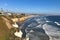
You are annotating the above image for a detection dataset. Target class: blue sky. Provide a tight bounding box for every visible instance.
[0,0,60,14]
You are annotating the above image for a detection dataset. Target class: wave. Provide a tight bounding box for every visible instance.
[18,16,60,40]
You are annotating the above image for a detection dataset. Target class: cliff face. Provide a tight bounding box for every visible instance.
[11,15,34,23]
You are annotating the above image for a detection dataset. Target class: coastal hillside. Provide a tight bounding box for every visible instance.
[0,16,9,40]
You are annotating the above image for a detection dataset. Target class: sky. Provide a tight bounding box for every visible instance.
[0,0,60,14]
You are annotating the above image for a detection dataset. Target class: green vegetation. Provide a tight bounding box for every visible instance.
[9,28,16,40]
[0,12,2,14]
[0,16,9,40]
[9,28,21,40]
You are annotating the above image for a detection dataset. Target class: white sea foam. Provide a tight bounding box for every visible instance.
[54,22,60,26]
[43,24,60,40]
[46,21,51,22]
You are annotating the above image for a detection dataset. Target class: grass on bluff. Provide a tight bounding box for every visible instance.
[0,15,9,40]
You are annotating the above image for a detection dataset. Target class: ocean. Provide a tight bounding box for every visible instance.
[18,15,60,40]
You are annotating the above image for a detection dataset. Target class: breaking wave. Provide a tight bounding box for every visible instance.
[19,15,60,40]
